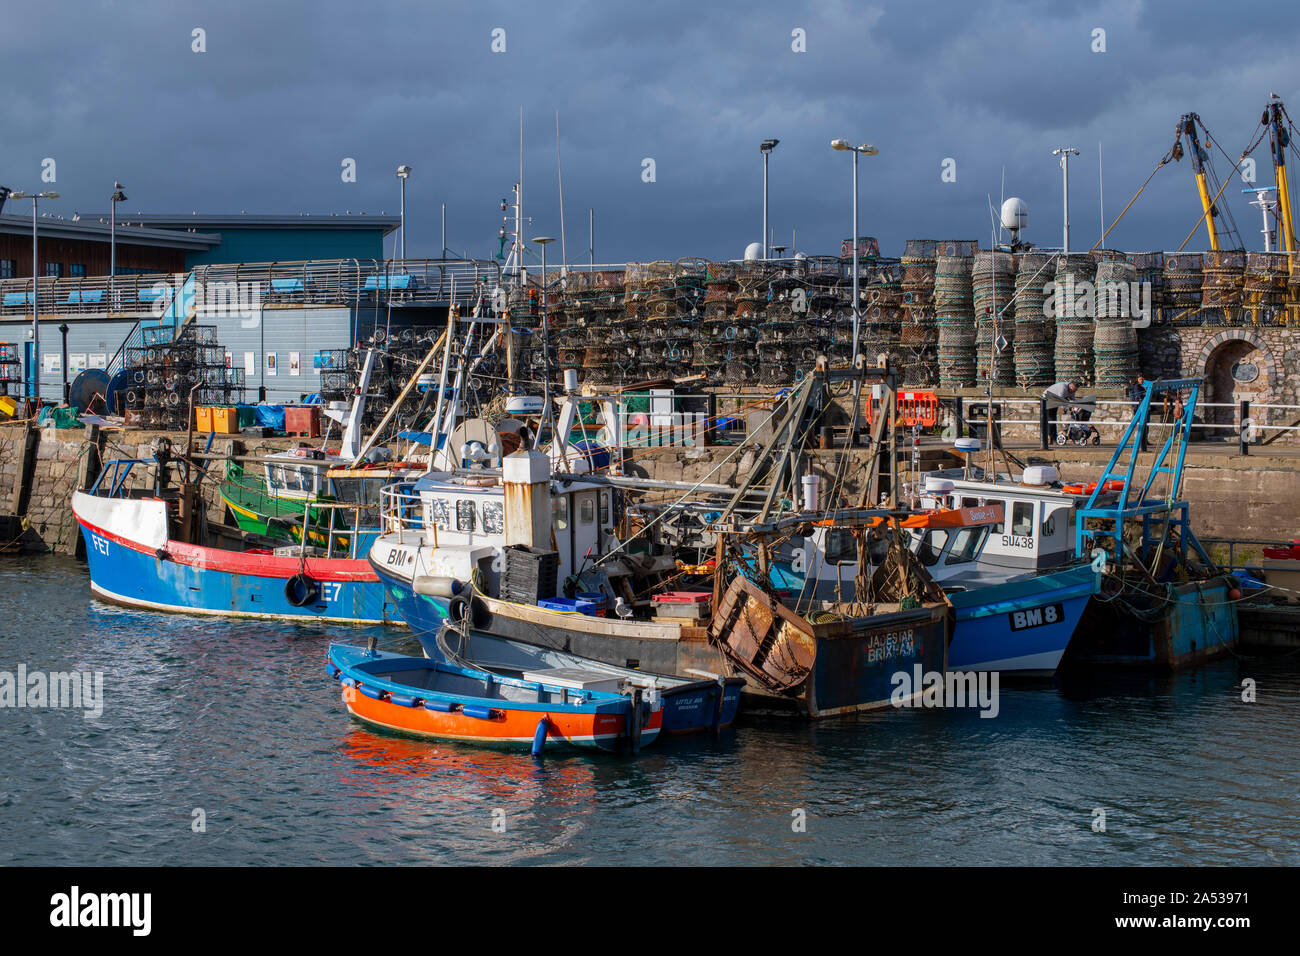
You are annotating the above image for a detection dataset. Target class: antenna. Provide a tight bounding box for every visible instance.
[1098,140,1105,249]
[556,110,567,272]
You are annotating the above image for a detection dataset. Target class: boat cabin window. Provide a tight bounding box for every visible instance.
[946,526,987,564]
[1042,509,1058,537]
[824,527,856,565]
[599,491,611,527]
[985,500,1005,533]
[429,497,451,530]
[579,496,596,526]
[482,500,504,535]
[917,530,948,566]
[1011,501,1035,538]
[456,499,476,532]
[552,497,569,531]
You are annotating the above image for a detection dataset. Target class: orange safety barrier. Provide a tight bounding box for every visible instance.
[864,389,940,429]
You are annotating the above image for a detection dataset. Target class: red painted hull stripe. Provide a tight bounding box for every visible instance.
[76,515,380,583]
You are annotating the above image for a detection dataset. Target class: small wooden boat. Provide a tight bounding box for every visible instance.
[327,643,663,753]
[432,625,744,734]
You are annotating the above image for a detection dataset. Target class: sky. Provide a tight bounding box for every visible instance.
[3,0,1297,268]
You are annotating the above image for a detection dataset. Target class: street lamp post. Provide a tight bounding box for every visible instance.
[830,140,879,368]
[396,165,412,260]
[110,183,127,305]
[1052,147,1079,253]
[9,190,59,409]
[760,139,779,259]
[532,236,556,447]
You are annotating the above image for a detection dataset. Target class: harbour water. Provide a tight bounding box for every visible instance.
[2,554,1297,867]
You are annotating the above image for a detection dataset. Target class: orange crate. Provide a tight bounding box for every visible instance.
[195,406,213,432]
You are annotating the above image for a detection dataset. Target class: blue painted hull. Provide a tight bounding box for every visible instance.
[76,515,400,626]
[1064,574,1239,670]
[370,562,452,646]
[947,564,1100,676]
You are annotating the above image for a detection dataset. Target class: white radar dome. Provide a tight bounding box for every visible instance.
[743,242,763,261]
[1000,197,1028,234]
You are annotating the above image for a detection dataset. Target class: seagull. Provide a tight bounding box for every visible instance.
[614,597,634,620]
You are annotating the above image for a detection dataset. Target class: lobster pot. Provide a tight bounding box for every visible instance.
[1244,251,1288,314]
[1094,260,1138,318]
[1054,254,1096,319]
[1013,252,1053,320]
[933,255,974,314]
[1054,319,1094,386]
[1013,318,1055,388]
[971,251,1016,325]
[1162,252,1203,311]
[1093,319,1138,388]
[1202,250,1245,309]
[975,316,1015,387]
[1126,251,1164,312]
[937,319,976,388]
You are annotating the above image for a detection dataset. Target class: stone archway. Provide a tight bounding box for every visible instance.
[1197,331,1276,428]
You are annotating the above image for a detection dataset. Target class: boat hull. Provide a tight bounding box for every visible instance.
[946,564,1099,676]
[73,492,401,626]
[328,645,662,752]
[1062,574,1239,670]
[710,576,950,719]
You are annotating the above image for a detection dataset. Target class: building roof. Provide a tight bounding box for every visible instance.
[82,213,402,235]
[0,213,222,250]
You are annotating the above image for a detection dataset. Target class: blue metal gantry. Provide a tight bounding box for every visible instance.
[1073,378,1215,568]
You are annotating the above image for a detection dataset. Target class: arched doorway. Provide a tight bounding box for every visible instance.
[1201,336,1272,430]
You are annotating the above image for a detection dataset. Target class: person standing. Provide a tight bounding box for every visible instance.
[1127,374,1149,450]
[1042,380,1077,444]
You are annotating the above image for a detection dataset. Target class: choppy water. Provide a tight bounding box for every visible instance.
[1,554,1297,866]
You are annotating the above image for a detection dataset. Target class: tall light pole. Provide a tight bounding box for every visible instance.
[830,140,879,367]
[760,139,779,259]
[1052,147,1079,253]
[532,237,556,446]
[10,190,59,407]
[396,164,412,260]
[110,182,127,305]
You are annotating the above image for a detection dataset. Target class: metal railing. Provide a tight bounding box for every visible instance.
[0,257,503,319]
[379,483,426,535]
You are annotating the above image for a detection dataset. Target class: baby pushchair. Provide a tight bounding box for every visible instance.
[1057,405,1101,445]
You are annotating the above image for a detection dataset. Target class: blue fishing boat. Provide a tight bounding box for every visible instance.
[73,457,401,625]
[326,643,662,753]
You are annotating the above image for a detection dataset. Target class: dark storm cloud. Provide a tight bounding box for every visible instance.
[2,0,1296,265]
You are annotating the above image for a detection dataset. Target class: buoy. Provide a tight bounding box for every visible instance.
[1228,588,1242,601]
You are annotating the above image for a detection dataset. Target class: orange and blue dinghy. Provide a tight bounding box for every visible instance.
[327,644,663,754]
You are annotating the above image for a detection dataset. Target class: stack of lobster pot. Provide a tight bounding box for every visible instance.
[855,259,904,370]
[1012,251,1055,387]
[971,250,1016,387]
[1053,253,1097,385]
[1201,249,1246,315]
[933,253,976,388]
[1244,252,1289,322]
[576,270,626,385]
[1092,259,1139,388]
[1162,252,1203,315]
[899,239,939,385]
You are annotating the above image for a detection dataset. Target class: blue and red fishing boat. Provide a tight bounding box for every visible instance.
[73,456,401,625]
[327,643,663,753]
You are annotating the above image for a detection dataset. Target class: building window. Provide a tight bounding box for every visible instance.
[70,264,86,277]
[43,262,63,278]
[0,260,15,279]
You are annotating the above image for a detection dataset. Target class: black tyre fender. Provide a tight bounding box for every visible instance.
[284,572,320,608]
